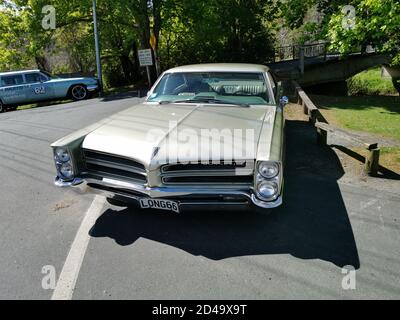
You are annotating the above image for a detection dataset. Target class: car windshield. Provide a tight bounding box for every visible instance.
[147,72,272,105]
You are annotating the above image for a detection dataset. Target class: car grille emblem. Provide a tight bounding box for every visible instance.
[151,147,160,159]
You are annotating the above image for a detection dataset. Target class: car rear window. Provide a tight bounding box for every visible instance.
[1,75,24,86]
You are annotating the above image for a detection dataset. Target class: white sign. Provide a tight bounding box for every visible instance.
[138,49,153,66]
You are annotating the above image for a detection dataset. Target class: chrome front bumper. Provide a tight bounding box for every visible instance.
[86,84,99,92]
[54,176,283,210]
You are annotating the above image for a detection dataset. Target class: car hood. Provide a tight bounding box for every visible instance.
[82,102,276,167]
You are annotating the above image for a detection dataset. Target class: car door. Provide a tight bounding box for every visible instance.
[0,74,27,105]
[24,72,55,102]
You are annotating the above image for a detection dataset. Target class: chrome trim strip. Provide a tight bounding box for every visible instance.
[85,158,147,176]
[160,169,254,177]
[161,178,253,186]
[161,161,254,173]
[54,177,84,187]
[87,172,147,185]
[54,176,283,208]
[251,194,282,208]
[86,84,99,92]
[83,149,146,169]
[159,161,255,185]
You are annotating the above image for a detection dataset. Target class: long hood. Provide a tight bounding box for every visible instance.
[82,103,276,167]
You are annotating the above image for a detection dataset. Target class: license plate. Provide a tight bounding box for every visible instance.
[139,198,179,213]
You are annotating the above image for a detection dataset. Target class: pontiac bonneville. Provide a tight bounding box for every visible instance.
[51,64,287,213]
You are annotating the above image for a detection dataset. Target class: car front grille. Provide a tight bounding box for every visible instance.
[83,149,147,184]
[160,161,254,185]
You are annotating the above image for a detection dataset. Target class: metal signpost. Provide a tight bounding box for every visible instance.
[150,34,160,77]
[92,0,103,95]
[138,49,153,87]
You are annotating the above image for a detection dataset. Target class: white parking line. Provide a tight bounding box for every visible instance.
[51,195,105,300]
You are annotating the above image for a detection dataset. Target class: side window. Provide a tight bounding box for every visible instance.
[25,73,42,84]
[158,73,185,94]
[166,74,185,93]
[1,75,24,86]
[39,73,49,82]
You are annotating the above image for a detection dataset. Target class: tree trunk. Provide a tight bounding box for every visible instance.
[119,54,136,83]
[35,56,51,72]
[392,79,400,95]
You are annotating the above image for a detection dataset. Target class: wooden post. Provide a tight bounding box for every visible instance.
[365,148,380,176]
[302,100,308,115]
[316,127,328,146]
[299,47,305,75]
[310,109,318,125]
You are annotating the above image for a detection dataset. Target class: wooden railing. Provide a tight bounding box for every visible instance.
[293,81,380,176]
[274,41,329,62]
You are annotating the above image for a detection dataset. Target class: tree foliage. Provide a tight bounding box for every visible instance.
[281,0,400,65]
[1,0,399,87]
[0,0,279,86]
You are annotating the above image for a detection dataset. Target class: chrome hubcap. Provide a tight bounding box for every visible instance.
[72,86,87,100]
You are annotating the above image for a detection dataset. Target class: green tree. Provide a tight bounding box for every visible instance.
[281,0,400,65]
[327,0,400,65]
[159,0,277,69]
[1,0,280,87]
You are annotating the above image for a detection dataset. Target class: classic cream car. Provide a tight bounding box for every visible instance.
[51,64,287,213]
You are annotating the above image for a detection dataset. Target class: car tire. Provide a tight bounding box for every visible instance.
[0,100,4,113]
[70,84,88,101]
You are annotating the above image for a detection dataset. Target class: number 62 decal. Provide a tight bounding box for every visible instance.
[34,86,45,94]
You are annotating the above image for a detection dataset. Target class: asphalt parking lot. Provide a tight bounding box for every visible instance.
[0,95,399,299]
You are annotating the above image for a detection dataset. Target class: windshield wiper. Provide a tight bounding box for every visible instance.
[159,98,250,107]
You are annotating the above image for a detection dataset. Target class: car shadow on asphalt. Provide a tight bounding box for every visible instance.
[89,120,360,269]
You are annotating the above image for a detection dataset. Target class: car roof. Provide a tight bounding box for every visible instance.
[166,63,270,73]
[0,70,41,77]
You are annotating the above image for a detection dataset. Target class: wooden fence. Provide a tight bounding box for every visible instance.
[293,81,380,176]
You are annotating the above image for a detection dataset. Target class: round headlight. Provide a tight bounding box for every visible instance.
[60,162,74,179]
[257,181,278,200]
[55,148,70,162]
[258,162,279,178]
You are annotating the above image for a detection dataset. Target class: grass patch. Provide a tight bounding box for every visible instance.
[311,95,400,141]
[311,94,400,173]
[379,147,400,174]
[352,146,400,173]
[103,84,137,96]
[347,67,398,96]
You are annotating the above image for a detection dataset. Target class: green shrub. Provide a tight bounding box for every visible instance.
[347,67,398,96]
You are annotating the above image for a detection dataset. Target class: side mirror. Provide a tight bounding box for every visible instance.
[279,96,289,107]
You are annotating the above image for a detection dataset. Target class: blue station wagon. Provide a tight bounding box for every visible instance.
[0,70,99,112]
